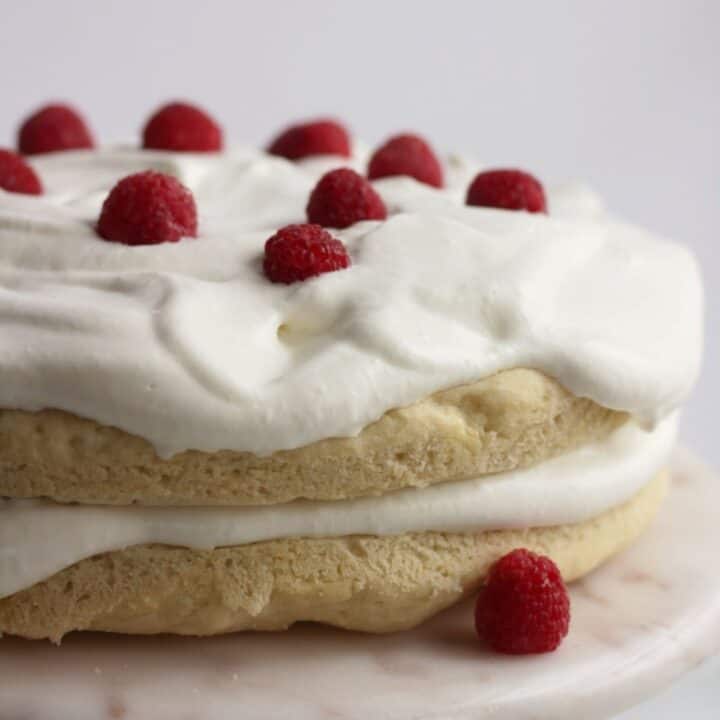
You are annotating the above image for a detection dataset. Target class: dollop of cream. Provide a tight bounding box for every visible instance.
[0,147,702,456]
[0,415,677,599]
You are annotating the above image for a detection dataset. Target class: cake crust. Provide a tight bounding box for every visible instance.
[0,471,667,642]
[0,368,626,506]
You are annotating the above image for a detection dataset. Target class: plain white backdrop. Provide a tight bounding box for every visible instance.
[0,1,718,717]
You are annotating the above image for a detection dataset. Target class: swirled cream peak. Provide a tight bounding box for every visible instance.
[0,147,703,457]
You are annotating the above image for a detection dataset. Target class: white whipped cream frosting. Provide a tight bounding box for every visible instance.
[0,415,677,599]
[0,147,703,457]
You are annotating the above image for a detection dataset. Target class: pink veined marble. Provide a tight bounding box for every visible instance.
[0,448,719,720]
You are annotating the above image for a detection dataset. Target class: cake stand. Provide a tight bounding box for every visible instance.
[1,448,719,720]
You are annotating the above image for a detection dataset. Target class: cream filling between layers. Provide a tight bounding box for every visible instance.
[0,415,677,599]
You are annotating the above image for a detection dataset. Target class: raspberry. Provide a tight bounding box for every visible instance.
[264,224,350,284]
[267,119,351,160]
[466,169,547,213]
[18,104,95,155]
[142,102,223,152]
[306,168,386,229]
[367,133,443,188]
[0,149,43,195]
[474,549,570,655]
[97,171,198,246]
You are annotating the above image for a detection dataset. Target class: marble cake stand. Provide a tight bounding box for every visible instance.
[1,448,719,720]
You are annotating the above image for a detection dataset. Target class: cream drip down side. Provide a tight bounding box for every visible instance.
[0,416,677,599]
[0,147,703,457]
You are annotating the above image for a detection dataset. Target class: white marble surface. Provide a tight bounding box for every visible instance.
[616,651,720,719]
[0,448,718,720]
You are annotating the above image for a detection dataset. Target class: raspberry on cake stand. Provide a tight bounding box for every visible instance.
[0,448,718,720]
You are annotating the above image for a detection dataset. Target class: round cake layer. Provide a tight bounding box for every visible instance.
[0,148,702,457]
[0,369,626,505]
[0,472,668,642]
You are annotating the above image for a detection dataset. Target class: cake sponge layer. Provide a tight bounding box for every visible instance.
[0,368,626,506]
[0,471,667,642]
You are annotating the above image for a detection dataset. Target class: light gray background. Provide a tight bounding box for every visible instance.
[0,1,717,717]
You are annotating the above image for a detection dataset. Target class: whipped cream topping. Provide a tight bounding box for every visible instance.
[0,416,677,599]
[0,147,702,456]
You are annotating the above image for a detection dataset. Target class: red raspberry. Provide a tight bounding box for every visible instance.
[306,168,386,229]
[466,169,547,213]
[18,103,95,155]
[264,224,350,284]
[267,119,351,160]
[367,133,443,188]
[97,171,198,246]
[0,149,43,195]
[142,101,223,152]
[475,548,570,655]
